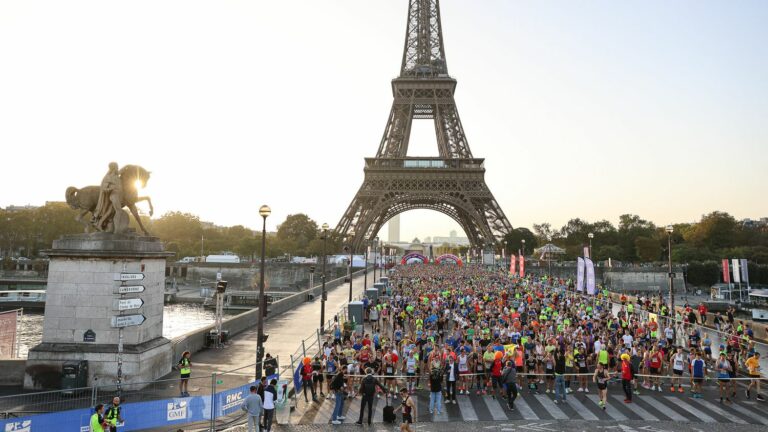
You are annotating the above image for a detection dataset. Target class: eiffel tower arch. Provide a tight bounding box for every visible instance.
[335,0,512,251]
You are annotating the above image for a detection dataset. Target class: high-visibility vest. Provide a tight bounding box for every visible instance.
[179,358,191,375]
[105,405,120,426]
[90,413,105,432]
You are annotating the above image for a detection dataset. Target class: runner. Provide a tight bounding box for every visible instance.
[593,362,611,410]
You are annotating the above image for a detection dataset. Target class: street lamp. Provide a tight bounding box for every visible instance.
[587,232,594,258]
[375,236,380,280]
[320,223,329,330]
[256,204,271,379]
[346,236,354,302]
[666,225,675,315]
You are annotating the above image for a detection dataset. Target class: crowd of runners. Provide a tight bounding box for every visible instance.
[299,264,765,427]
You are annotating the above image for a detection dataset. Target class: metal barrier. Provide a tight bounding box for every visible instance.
[0,359,279,432]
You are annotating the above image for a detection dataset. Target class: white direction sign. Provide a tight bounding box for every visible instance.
[114,273,144,281]
[111,314,146,328]
[117,285,145,294]
[113,298,144,311]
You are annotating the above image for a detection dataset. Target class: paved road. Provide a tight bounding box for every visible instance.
[286,385,768,426]
[224,419,768,432]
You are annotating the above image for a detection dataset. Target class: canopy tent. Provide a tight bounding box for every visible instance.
[534,243,566,275]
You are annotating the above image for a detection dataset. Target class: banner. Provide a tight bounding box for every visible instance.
[585,258,596,295]
[740,259,749,284]
[732,258,741,283]
[0,310,18,359]
[576,257,585,292]
[583,246,590,259]
[509,254,516,275]
[722,259,730,284]
[519,253,525,277]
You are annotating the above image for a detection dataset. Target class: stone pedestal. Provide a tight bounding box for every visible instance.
[25,233,174,390]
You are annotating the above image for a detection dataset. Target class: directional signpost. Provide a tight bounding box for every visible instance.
[113,298,145,311]
[111,314,146,328]
[114,273,145,281]
[117,285,145,294]
[113,270,146,396]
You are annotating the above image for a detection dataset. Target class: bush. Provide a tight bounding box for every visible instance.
[686,261,720,287]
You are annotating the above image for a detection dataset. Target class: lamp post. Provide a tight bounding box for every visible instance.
[372,237,378,282]
[320,223,329,330]
[375,237,380,278]
[666,225,675,315]
[347,241,354,302]
[256,204,270,379]
[587,232,594,258]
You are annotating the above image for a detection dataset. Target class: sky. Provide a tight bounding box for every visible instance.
[1,0,767,242]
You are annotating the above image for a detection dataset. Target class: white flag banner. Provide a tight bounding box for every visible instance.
[732,258,741,283]
[576,257,585,292]
[740,259,749,284]
[585,258,596,295]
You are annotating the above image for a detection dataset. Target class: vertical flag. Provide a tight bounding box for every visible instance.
[585,258,596,295]
[583,246,590,259]
[519,251,525,277]
[722,259,730,284]
[509,254,516,275]
[576,257,585,292]
[732,258,741,283]
[740,259,749,284]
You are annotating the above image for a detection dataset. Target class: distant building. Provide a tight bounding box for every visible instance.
[741,218,768,229]
[4,204,38,212]
[388,215,401,242]
[433,230,470,246]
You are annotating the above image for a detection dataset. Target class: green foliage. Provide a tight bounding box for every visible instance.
[0,202,82,257]
[634,236,660,262]
[502,228,537,255]
[686,261,720,286]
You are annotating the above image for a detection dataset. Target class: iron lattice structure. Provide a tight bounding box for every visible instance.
[335,0,512,251]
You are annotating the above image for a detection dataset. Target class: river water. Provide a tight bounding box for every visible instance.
[14,304,238,358]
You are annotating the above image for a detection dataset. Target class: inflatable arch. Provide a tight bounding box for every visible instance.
[435,254,463,266]
[401,253,429,264]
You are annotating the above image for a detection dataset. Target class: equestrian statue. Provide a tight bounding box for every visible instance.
[65,162,154,235]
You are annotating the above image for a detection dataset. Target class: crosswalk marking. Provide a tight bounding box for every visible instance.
[457,395,479,421]
[513,395,539,420]
[433,399,449,422]
[292,392,768,425]
[665,396,716,423]
[534,394,568,420]
[693,398,747,424]
[482,395,508,420]
[585,394,627,421]
[565,396,599,420]
[611,395,659,421]
[638,395,689,422]
[728,402,768,425]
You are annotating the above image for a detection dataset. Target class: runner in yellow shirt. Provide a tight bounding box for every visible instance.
[745,352,764,401]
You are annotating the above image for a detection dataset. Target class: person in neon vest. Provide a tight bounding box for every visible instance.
[177,351,192,397]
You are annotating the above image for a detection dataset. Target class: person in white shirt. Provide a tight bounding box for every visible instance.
[262,379,278,432]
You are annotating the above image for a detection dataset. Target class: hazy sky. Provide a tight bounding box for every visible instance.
[1,0,767,241]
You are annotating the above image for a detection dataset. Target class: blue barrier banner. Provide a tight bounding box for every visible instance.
[0,379,272,431]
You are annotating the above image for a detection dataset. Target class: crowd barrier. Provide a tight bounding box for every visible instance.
[0,370,280,432]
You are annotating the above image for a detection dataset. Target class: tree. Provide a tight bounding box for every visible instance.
[503,228,538,255]
[635,236,661,262]
[618,214,656,261]
[276,214,319,256]
[685,211,738,250]
[532,223,556,244]
[152,212,203,258]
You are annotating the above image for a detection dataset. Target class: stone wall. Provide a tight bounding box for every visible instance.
[169,269,368,362]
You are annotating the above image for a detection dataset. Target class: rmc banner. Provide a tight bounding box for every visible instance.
[0,381,259,432]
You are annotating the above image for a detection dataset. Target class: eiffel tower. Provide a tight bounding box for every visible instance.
[335,0,512,251]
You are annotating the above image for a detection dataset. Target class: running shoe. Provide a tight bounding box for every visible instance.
[757,395,765,402]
